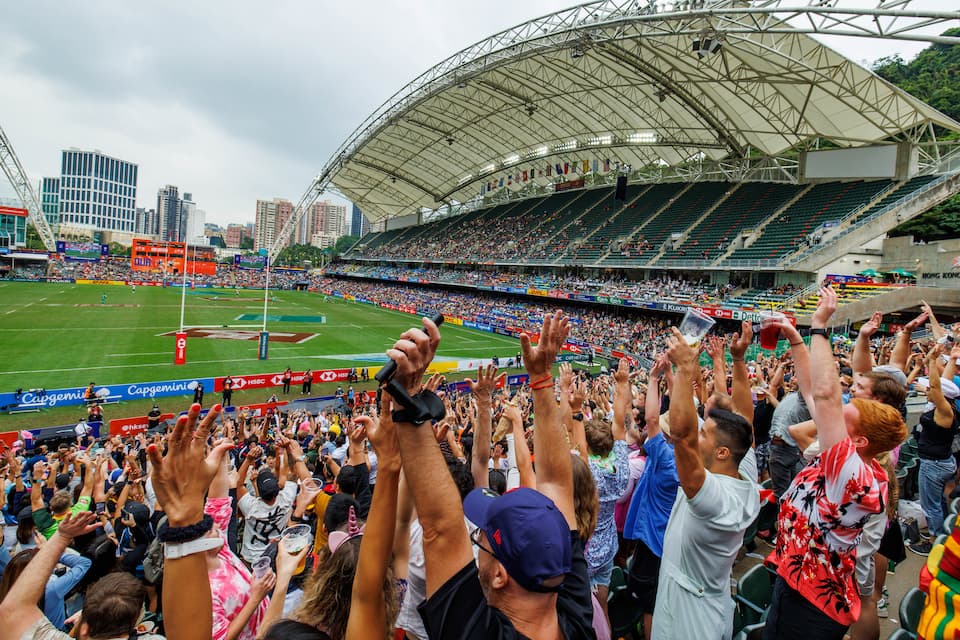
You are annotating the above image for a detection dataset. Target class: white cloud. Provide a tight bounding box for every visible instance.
[0,0,952,227]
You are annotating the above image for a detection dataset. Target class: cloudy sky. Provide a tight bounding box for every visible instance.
[0,1,951,227]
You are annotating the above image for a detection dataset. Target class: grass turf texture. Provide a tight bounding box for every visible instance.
[0,282,525,427]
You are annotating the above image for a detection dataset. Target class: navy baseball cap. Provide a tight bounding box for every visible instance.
[463,487,571,593]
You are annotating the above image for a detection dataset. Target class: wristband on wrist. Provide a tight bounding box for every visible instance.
[164,536,223,560]
[529,374,552,388]
[809,328,830,339]
[530,377,554,390]
[789,341,803,346]
[157,514,214,543]
[731,357,745,362]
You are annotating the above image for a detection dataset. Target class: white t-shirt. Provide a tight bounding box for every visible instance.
[74,422,90,438]
[652,450,760,640]
[237,483,298,563]
[396,517,477,639]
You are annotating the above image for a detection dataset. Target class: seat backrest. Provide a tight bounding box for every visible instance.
[737,565,774,609]
[899,587,926,633]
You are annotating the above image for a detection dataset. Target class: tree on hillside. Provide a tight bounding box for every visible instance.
[240,236,254,250]
[334,235,359,254]
[275,243,328,267]
[874,28,960,242]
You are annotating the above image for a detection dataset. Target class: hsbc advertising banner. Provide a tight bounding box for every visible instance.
[109,413,174,437]
[213,369,353,392]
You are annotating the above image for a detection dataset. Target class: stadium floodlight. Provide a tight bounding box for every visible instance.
[534,146,549,157]
[482,163,496,173]
[503,153,520,165]
[628,132,658,144]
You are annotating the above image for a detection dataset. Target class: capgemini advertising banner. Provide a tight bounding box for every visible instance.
[0,377,216,410]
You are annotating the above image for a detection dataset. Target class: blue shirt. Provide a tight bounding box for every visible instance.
[44,552,92,630]
[623,432,678,556]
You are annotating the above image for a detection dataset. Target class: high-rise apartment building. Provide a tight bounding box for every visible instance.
[157,185,182,242]
[53,149,138,233]
[350,204,369,237]
[225,224,246,248]
[135,207,159,235]
[254,198,294,252]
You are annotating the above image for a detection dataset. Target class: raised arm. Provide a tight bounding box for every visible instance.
[559,363,587,456]
[612,359,631,441]
[389,316,474,596]
[807,287,846,451]
[522,311,576,529]
[146,403,234,640]
[505,403,536,489]
[346,407,401,640]
[891,309,928,372]
[705,335,729,397]
[0,512,98,637]
[466,365,502,489]
[776,320,814,414]
[729,321,755,426]
[666,327,706,498]
[925,346,956,428]
[645,354,668,439]
[853,311,882,376]
[921,300,946,342]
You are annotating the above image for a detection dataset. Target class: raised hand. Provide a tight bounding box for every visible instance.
[465,364,504,401]
[905,309,929,332]
[357,405,399,472]
[730,320,753,359]
[276,538,310,579]
[385,316,442,396]
[558,362,575,392]
[520,311,570,380]
[704,334,725,360]
[146,404,233,527]
[613,358,630,385]
[666,327,698,368]
[860,311,882,338]
[811,286,838,328]
[56,511,99,541]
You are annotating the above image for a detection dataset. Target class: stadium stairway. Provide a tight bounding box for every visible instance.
[601,182,730,265]
[657,182,804,264]
[645,183,741,265]
[787,170,960,273]
[725,179,895,264]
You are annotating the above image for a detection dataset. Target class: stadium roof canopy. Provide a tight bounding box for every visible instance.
[297,0,960,228]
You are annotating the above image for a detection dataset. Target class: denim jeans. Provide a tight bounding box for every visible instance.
[768,442,806,500]
[919,456,957,536]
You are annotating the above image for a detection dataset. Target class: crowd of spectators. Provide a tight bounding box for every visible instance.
[325,264,732,306]
[318,276,673,361]
[0,291,956,640]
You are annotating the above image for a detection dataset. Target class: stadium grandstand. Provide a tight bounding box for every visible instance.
[261,0,960,327]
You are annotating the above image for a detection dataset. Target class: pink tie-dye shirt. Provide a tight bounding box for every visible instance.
[205,496,270,640]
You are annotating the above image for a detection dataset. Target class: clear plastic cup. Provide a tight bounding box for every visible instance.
[759,311,786,350]
[281,524,312,574]
[301,478,321,493]
[252,556,272,579]
[678,308,716,346]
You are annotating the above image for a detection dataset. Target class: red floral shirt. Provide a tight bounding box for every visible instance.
[766,438,886,625]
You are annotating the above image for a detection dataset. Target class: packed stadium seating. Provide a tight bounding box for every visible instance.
[342,175,944,269]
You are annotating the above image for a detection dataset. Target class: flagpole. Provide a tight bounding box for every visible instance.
[179,243,188,332]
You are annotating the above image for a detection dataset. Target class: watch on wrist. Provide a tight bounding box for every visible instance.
[809,328,830,338]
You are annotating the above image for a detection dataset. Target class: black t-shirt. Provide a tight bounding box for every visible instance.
[753,400,775,445]
[419,531,596,640]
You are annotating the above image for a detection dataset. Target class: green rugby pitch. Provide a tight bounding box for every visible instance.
[0,281,519,391]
